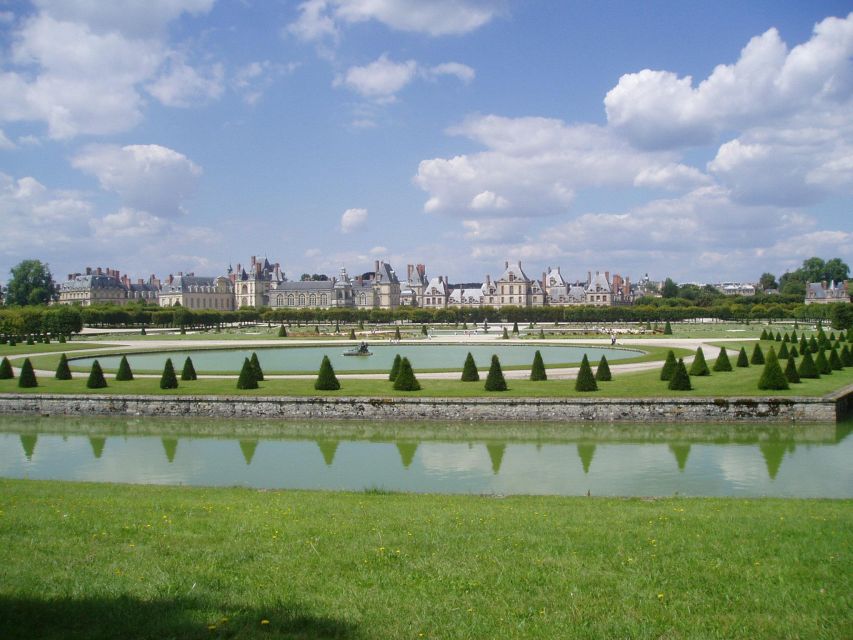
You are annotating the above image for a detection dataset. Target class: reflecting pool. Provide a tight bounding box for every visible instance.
[72,343,641,373]
[2,417,851,497]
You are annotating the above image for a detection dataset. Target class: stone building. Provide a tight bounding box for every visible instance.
[584,271,613,306]
[493,261,545,307]
[58,267,159,306]
[233,256,285,308]
[401,264,427,306]
[159,274,235,310]
[805,280,849,304]
[269,269,354,309]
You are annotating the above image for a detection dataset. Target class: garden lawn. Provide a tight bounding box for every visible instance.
[0,479,850,640]
[0,342,113,357]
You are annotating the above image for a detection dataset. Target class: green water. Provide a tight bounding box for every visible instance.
[2,416,850,497]
[73,343,640,373]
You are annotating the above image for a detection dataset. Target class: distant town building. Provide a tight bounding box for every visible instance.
[159,274,234,310]
[805,280,850,305]
[58,267,158,306]
[232,256,284,308]
[716,282,757,296]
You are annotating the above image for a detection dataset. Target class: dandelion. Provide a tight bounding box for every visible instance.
[261,619,270,625]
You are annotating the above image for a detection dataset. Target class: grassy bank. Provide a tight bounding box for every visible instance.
[0,479,850,639]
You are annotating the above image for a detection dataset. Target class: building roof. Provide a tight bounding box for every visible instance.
[498,261,530,283]
[59,275,125,292]
[585,272,611,294]
[161,275,220,294]
[424,277,448,296]
[272,280,335,292]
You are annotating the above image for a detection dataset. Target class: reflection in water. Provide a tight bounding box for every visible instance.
[669,444,691,472]
[1,417,852,497]
[577,444,596,474]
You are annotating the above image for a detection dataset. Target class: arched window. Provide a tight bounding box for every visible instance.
[299,295,306,306]
[287,295,294,306]
[241,284,248,295]
[359,293,366,305]
[276,295,283,306]
[309,294,316,306]
[320,294,328,306]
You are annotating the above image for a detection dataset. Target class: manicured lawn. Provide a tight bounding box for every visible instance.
[0,479,849,639]
[0,342,114,357]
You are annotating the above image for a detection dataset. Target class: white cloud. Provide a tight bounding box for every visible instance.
[633,163,712,191]
[470,190,509,211]
[0,129,15,149]
[146,55,224,108]
[287,0,340,43]
[305,248,322,258]
[71,144,202,218]
[426,62,476,83]
[232,60,298,105]
[369,245,388,255]
[336,54,418,101]
[92,208,167,239]
[340,207,368,233]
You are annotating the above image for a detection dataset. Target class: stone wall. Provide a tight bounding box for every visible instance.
[0,390,849,422]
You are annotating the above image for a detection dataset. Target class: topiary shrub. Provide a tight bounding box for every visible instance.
[18,358,37,388]
[574,354,598,392]
[797,350,819,379]
[512,321,519,334]
[757,348,788,390]
[829,348,843,371]
[667,359,692,391]
[750,343,765,365]
[26,336,35,346]
[815,350,831,375]
[502,327,509,339]
[689,347,710,376]
[841,344,852,367]
[808,335,819,353]
[0,357,13,379]
[538,328,545,339]
[595,355,612,381]
[160,358,178,390]
[790,330,798,343]
[314,325,320,334]
[663,321,672,335]
[529,350,547,381]
[55,353,72,380]
[393,357,421,391]
[736,347,749,367]
[660,350,677,380]
[484,355,507,392]
[237,357,258,389]
[389,354,402,381]
[58,335,66,343]
[86,360,108,389]
[760,328,769,340]
[116,355,134,381]
[395,327,402,340]
[314,356,340,391]
[774,332,782,342]
[782,332,790,343]
[783,355,800,383]
[789,344,799,359]
[348,329,356,340]
[777,342,789,360]
[421,325,428,336]
[250,352,264,381]
[278,325,288,338]
[461,352,479,382]
[140,326,146,335]
[799,335,808,353]
[181,357,197,381]
[712,347,732,372]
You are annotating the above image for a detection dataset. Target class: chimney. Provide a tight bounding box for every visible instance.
[518,260,522,269]
[587,271,591,283]
[486,274,491,286]
[251,256,256,266]
[96,267,102,275]
[557,266,560,274]
[542,271,547,287]
[178,271,183,277]
[374,260,380,274]
[407,264,413,282]
[137,278,144,285]
[445,276,449,288]
[417,264,425,279]
[67,274,72,281]
[504,261,509,269]
[167,274,174,285]
[438,276,443,284]
[605,271,610,283]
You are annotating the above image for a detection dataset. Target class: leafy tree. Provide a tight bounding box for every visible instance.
[661,278,679,298]
[667,359,691,391]
[237,357,258,389]
[6,260,57,306]
[18,358,37,388]
[389,354,402,381]
[758,272,777,291]
[712,347,732,372]
[250,352,264,381]
[159,358,178,390]
[55,353,72,380]
[86,360,108,389]
[797,350,819,379]
[783,356,800,384]
[530,350,547,381]
[660,350,677,380]
[461,352,479,382]
[116,355,133,381]
[689,347,710,376]
[484,355,507,392]
[829,304,853,331]
[757,348,788,390]
[0,356,13,379]
[750,343,765,365]
[181,357,197,381]
[574,354,597,392]
[595,355,611,381]
[393,357,421,391]
[736,347,749,367]
[314,356,340,391]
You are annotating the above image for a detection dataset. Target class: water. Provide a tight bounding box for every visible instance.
[73,343,639,374]
[2,417,851,497]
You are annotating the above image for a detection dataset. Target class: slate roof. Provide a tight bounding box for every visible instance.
[585,272,611,294]
[60,275,125,292]
[498,262,530,282]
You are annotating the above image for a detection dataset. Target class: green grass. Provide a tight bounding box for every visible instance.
[0,342,114,357]
[0,479,849,639]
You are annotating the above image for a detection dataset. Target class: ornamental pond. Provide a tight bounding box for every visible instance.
[72,343,640,374]
[2,417,851,498]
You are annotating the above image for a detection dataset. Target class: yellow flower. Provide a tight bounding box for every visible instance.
[261,619,270,625]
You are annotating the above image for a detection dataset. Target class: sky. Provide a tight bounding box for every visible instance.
[1,0,851,286]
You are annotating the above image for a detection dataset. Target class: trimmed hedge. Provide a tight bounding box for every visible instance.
[828,348,843,371]
[461,352,479,382]
[314,356,340,391]
[736,347,749,368]
[688,347,710,376]
[712,347,732,372]
[55,353,72,380]
[181,357,197,381]
[660,350,677,380]
[389,354,402,382]
[18,358,38,388]
[237,357,258,390]
[392,357,421,391]
[250,352,264,381]
[784,355,800,384]
[484,355,508,392]
[0,357,13,379]
[757,348,788,390]
[86,360,108,389]
[797,350,819,379]
[574,354,598,392]
[595,355,612,382]
[530,350,547,381]
[750,343,765,365]
[159,358,178,390]
[815,350,832,375]
[116,356,134,381]
[667,359,691,391]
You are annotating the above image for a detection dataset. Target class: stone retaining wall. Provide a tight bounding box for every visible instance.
[0,389,850,422]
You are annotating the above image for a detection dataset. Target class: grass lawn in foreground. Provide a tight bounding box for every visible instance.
[0,342,115,357]
[0,479,849,639]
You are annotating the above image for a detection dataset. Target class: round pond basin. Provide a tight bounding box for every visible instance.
[74,343,641,374]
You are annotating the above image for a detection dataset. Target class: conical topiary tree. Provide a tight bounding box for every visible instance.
[750,343,765,365]
[799,335,808,353]
[574,354,598,392]
[278,325,287,337]
[502,327,509,339]
[116,355,134,381]
[815,350,831,375]
[789,344,799,359]
[86,360,108,389]
[797,350,819,379]
[530,350,547,381]
[784,355,800,384]
[181,356,197,381]
[777,341,789,360]
[668,358,692,391]
[250,352,264,381]
[663,321,672,335]
[712,347,732,372]
[790,330,798,343]
[160,358,178,390]
[782,332,790,344]
[237,357,258,389]
[538,328,545,339]
[660,350,677,380]
[757,348,788,390]
[0,356,13,379]
[484,354,507,392]
[689,347,710,376]
[595,355,612,381]
[389,353,402,381]
[314,356,340,391]
[808,335,819,353]
[461,352,479,382]
[421,325,428,336]
[841,344,853,367]
[394,327,402,341]
[736,347,750,367]
[829,347,843,371]
[55,353,72,380]
[18,358,38,388]
[775,331,782,342]
[512,321,519,334]
[348,329,356,340]
[393,357,421,391]
[760,328,769,340]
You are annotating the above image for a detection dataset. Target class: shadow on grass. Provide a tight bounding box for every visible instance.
[0,595,359,640]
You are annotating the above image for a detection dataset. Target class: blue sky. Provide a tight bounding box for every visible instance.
[1,0,851,286]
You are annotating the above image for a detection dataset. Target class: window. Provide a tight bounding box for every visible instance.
[287,295,294,306]
[309,294,317,306]
[320,294,328,306]
[299,295,306,306]
[276,295,283,306]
